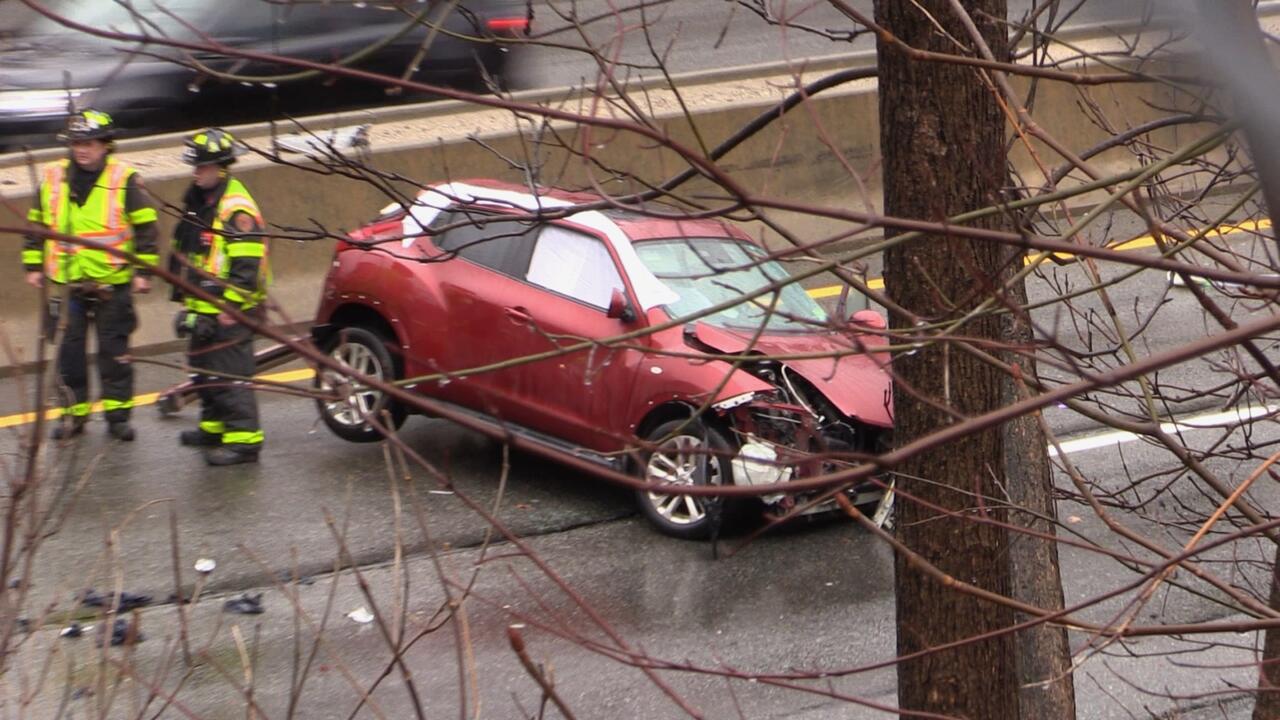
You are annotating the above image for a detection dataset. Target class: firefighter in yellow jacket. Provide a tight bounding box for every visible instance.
[171,128,270,466]
[23,109,159,442]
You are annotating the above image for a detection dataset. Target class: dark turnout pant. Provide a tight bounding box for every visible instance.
[56,282,137,423]
[187,314,263,449]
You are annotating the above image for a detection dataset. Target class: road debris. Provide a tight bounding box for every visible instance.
[194,558,217,574]
[223,593,264,615]
[346,606,374,624]
[80,588,152,612]
[103,617,143,647]
[59,621,86,638]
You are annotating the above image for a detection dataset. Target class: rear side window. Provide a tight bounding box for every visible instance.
[525,225,624,310]
[431,210,540,278]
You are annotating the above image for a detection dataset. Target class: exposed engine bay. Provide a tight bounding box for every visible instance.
[713,359,894,525]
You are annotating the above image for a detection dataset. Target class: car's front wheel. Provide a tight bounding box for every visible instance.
[315,326,407,443]
[635,419,738,540]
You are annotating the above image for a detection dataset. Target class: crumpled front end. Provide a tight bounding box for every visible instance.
[711,362,894,526]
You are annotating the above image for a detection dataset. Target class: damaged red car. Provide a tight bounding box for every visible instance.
[312,179,894,538]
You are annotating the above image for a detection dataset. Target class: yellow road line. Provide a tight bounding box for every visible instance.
[1,218,1269,429]
[0,367,316,429]
[803,218,1273,299]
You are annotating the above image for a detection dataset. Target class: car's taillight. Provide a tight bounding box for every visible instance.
[487,16,528,34]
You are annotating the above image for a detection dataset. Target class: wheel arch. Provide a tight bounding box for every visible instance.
[313,302,403,350]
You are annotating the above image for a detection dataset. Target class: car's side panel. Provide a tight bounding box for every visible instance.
[501,290,647,450]
[620,317,775,438]
[424,254,550,421]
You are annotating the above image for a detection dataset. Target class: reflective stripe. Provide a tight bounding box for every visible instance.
[26,208,41,222]
[218,196,263,225]
[199,420,225,434]
[128,207,157,224]
[64,402,91,418]
[198,178,269,309]
[135,253,159,267]
[226,241,265,258]
[222,430,263,445]
[22,250,42,265]
[101,398,134,411]
[185,299,221,315]
[37,157,140,284]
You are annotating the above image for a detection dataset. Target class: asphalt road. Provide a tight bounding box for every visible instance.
[515,0,1150,89]
[0,1,1159,100]
[0,191,1276,717]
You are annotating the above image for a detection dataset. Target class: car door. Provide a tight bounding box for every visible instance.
[495,223,647,450]
[409,209,541,418]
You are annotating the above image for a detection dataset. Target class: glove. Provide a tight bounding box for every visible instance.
[174,310,217,342]
[193,313,218,343]
[174,309,196,339]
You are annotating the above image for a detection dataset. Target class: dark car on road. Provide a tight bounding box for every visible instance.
[0,0,530,150]
[311,179,896,539]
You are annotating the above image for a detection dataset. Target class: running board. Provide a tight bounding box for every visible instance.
[426,399,628,473]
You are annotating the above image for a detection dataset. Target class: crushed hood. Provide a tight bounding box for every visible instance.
[691,323,893,428]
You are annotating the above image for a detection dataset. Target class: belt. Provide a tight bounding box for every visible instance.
[61,281,115,299]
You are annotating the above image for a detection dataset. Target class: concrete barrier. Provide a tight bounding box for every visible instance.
[0,39,1215,368]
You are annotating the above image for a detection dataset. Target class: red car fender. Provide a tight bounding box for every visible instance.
[623,324,775,435]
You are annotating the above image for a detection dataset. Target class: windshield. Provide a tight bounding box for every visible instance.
[634,237,830,332]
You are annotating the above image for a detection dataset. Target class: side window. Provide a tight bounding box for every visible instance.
[525,226,624,310]
[431,210,539,278]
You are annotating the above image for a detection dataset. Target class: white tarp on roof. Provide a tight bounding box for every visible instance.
[400,181,679,311]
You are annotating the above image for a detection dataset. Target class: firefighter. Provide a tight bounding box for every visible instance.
[171,128,270,466]
[23,109,159,442]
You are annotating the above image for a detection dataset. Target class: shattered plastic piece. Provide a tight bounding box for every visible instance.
[194,558,216,574]
[60,621,84,638]
[223,593,264,615]
[347,606,374,624]
[80,588,152,612]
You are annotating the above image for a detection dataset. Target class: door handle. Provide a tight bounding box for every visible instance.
[504,306,532,324]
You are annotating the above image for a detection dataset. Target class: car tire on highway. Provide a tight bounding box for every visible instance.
[315,326,407,443]
[635,418,740,540]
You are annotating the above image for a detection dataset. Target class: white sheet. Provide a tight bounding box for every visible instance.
[401,182,679,311]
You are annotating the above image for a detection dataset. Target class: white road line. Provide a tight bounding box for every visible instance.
[1049,404,1279,457]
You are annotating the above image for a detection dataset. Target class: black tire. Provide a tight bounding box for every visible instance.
[635,418,739,540]
[314,326,407,443]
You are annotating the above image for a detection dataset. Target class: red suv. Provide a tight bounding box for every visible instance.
[313,179,894,538]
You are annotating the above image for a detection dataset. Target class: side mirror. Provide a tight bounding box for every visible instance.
[848,309,887,330]
[606,288,636,323]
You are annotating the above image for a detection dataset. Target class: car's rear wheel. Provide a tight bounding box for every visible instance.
[315,326,407,443]
[635,419,738,540]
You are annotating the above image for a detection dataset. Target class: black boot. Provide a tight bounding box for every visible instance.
[107,422,135,442]
[205,445,260,466]
[179,429,221,447]
[51,417,87,440]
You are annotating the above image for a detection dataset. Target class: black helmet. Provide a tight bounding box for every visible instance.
[182,128,239,166]
[58,109,115,142]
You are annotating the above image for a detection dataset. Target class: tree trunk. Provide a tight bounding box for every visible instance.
[875,1,1027,717]
[1257,567,1280,719]
[1002,300,1077,718]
